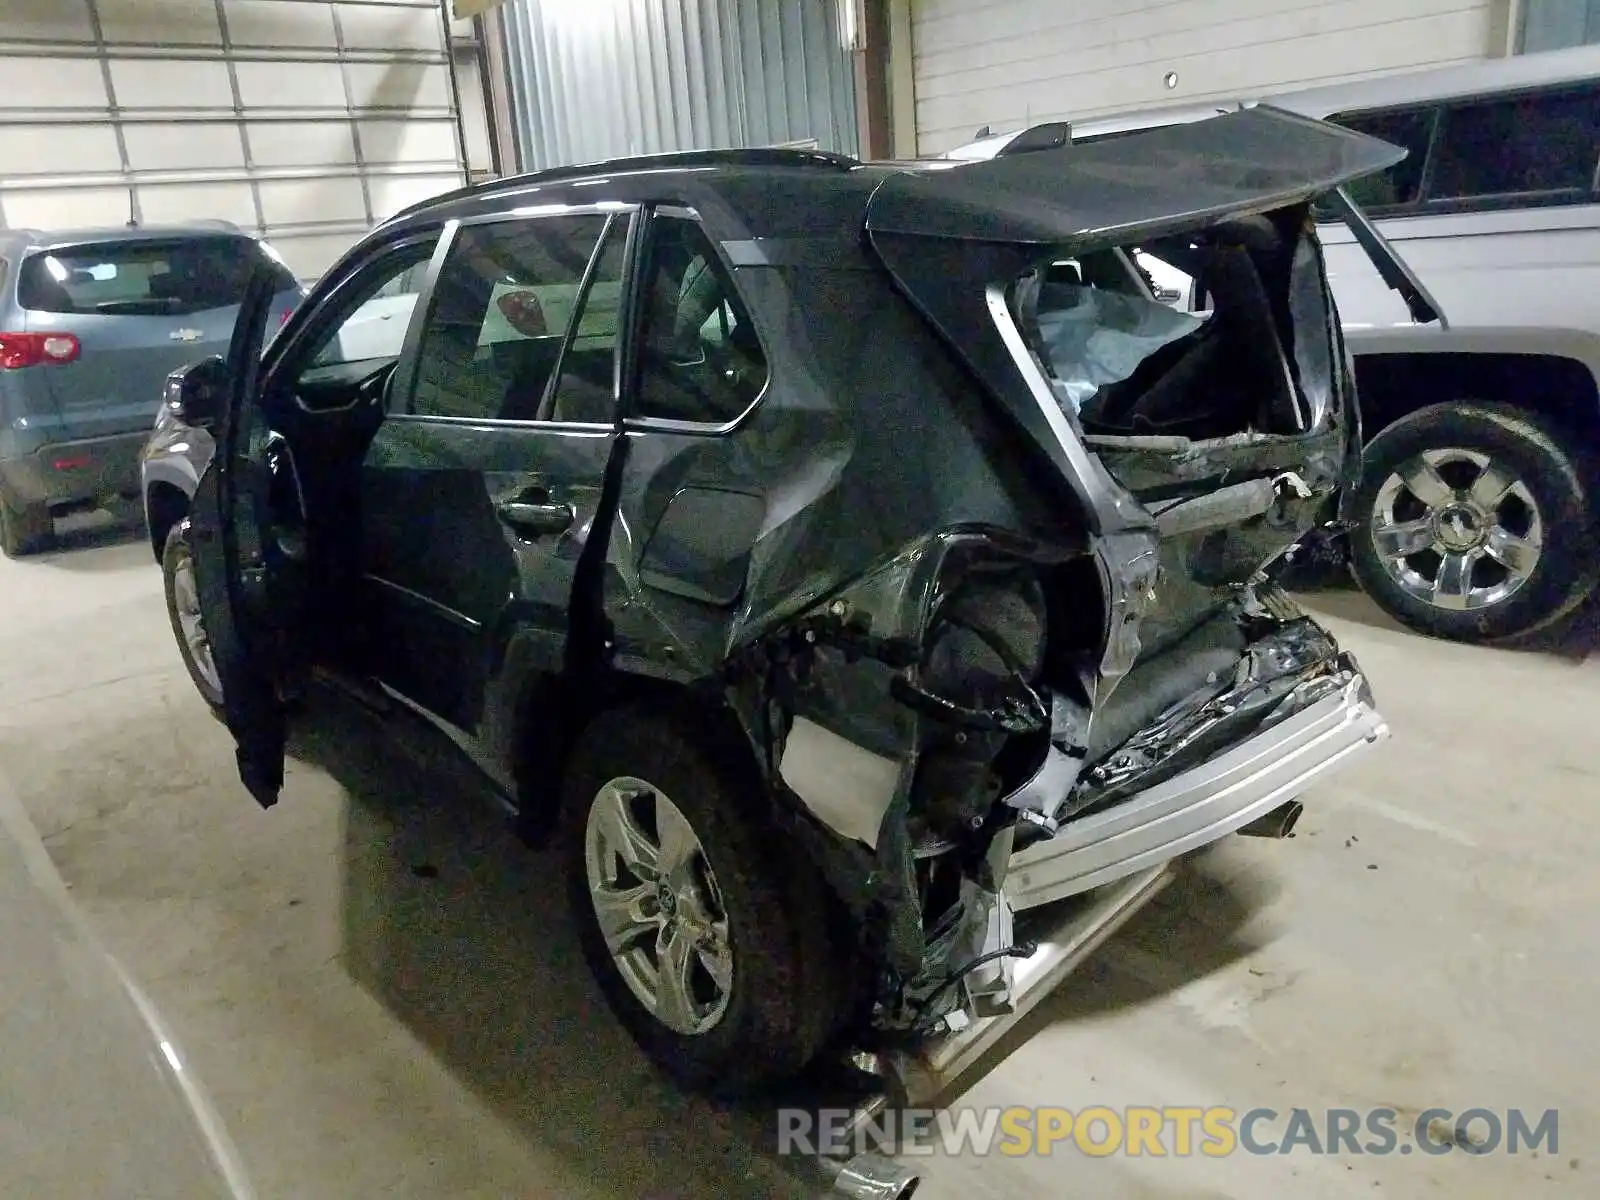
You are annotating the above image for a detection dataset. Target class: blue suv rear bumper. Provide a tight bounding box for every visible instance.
[0,431,147,509]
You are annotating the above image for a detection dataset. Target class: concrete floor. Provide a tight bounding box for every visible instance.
[1,511,1594,1199]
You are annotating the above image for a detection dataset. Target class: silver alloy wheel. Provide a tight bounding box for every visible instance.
[171,539,223,695]
[582,776,734,1037]
[1370,447,1544,613]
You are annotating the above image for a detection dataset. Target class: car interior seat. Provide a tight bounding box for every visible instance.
[1079,218,1303,439]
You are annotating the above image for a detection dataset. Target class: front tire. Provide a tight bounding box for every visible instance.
[561,705,843,1097]
[162,520,225,713]
[0,491,55,557]
[1349,403,1598,643]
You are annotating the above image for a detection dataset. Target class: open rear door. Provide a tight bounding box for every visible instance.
[187,267,292,809]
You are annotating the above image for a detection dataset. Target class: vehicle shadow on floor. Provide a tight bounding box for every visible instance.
[286,686,1265,1195]
[945,849,1275,1087]
[27,508,149,570]
[1297,578,1600,663]
[287,690,817,1200]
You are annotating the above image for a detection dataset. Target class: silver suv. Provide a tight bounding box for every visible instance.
[0,223,302,556]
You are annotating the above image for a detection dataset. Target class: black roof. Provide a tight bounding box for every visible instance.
[379,108,1406,255]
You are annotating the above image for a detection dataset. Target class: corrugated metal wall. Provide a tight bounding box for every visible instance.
[0,0,472,279]
[498,0,859,170]
[911,0,1499,155]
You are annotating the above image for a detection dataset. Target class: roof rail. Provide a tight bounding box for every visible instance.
[382,145,860,226]
[995,121,1072,157]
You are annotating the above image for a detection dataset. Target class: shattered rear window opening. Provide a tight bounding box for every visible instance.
[1016,203,1337,443]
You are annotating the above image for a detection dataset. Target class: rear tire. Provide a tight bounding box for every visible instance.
[561,704,844,1097]
[0,491,55,557]
[1349,403,1598,643]
[162,521,225,713]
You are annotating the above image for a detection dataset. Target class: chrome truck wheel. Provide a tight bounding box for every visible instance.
[1368,446,1543,613]
[1350,403,1598,644]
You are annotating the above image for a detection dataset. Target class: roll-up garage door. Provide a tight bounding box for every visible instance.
[911,0,1499,154]
[0,0,470,280]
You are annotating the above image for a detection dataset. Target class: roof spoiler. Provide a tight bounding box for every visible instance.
[931,105,1446,328]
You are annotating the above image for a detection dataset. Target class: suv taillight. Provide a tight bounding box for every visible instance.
[0,332,81,369]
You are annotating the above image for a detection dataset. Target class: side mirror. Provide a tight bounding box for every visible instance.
[163,356,229,429]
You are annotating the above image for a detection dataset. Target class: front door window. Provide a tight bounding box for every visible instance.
[296,239,439,382]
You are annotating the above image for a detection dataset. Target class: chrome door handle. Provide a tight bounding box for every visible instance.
[495,499,574,538]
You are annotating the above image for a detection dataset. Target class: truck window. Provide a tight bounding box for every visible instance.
[1332,107,1437,211]
[1429,85,1600,204]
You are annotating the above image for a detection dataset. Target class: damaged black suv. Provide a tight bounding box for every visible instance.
[172,107,1416,1097]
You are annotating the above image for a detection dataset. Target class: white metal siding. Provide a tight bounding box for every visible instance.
[0,0,471,279]
[912,0,1499,154]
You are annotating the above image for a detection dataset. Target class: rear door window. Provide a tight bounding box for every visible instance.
[630,213,769,427]
[17,236,297,317]
[1330,83,1600,214]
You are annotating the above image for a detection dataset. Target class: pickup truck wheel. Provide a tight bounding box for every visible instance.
[562,705,842,1097]
[1349,403,1598,643]
[162,522,224,713]
[0,492,55,557]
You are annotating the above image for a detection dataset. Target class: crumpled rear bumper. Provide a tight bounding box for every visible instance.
[1006,667,1387,911]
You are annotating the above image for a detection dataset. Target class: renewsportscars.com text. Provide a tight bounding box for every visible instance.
[778,1105,1560,1159]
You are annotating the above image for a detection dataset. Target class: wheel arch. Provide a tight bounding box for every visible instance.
[1349,338,1600,497]
[510,665,768,847]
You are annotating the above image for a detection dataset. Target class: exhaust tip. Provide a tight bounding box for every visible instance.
[830,1151,921,1199]
[1237,800,1304,839]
